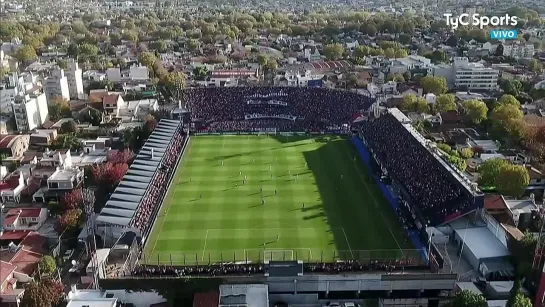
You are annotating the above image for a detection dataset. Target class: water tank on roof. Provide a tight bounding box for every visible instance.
[513,209,522,225]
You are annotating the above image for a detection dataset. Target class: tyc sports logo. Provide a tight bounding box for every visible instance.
[443,13,519,40]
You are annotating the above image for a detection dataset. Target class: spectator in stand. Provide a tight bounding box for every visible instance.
[359,114,473,226]
[186,87,373,132]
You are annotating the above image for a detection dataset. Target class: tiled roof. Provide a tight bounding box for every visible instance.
[484,195,506,210]
[102,94,119,104]
[96,119,181,228]
[0,135,17,149]
[6,208,42,218]
[10,248,42,276]
[0,261,16,284]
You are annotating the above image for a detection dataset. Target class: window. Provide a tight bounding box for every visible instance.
[49,182,59,189]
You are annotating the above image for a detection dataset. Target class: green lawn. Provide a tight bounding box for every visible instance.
[144,135,414,265]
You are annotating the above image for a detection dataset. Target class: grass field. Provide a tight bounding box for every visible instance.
[144,135,415,265]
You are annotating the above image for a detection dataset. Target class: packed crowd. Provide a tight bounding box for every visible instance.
[129,126,187,235]
[186,87,372,132]
[359,114,475,226]
[305,259,424,274]
[132,264,264,277]
[131,259,421,277]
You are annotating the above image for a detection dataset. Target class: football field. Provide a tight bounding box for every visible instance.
[144,135,414,265]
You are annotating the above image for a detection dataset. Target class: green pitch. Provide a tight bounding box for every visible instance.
[144,135,414,265]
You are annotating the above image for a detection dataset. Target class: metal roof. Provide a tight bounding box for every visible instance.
[95,119,181,228]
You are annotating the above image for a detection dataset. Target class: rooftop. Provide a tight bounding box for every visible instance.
[219,284,268,307]
[10,248,42,276]
[48,168,80,182]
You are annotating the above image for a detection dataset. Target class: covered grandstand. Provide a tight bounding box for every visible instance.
[94,119,186,245]
[356,108,484,228]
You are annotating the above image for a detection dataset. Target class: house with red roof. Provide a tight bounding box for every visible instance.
[2,208,48,231]
[0,260,24,306]
[0,165,41,204]
[0,135,29,159]
[0,231,47,306]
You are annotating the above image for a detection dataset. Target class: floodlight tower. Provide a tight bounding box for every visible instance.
[533,210,545,270]
[84,189,99,289]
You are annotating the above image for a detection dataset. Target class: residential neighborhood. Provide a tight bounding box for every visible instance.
[0,0,544,306]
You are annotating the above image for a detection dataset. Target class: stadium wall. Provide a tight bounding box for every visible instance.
[351,136,428,262]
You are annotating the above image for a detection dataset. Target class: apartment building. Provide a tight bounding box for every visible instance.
[0,72,39,114]
[11,93,49,132]
[502,43,535,59]
[0,134,29,158]
[453,57,499,90]
[43,68,70,101]
[65,60,84,99]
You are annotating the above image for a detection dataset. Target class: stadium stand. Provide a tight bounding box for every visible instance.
[186,87,374,132]
[356,108,484,227]
[95,119,188,244]
[131,259,428,277]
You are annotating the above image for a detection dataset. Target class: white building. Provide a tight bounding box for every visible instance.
[453,57,499,90]
[43,68,70,101]
[106,65,149,82]
[502,43,535,59]
[0,73,38,114]
[12,93,49,131]
[64,60,84,99]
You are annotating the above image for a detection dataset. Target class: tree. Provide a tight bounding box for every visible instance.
[107,149,134,164]
[56,208,82,234]
[384,48,396,59]
[491,103,523,135]
[60,121,77,134]
[420,76,448,95]
[436,94,457,113]
[496,164,530,197]
[478,158,508,186]
[79,43,99,56]
[498,94,521,107]
[460,148,474,159]
[20,279,63,307]
[323,43,344,60]
[193,66,209,81]
[499,78,523,96]
[463,99,488,124]
[401,94,429,113]
[92,162,129,188]
[138,52,158,70]
[15,45,37,62]
[528,59,543,73]
[48,96,71,121]
[86,108,102,126]
[61,188,94,210]
[257,53,268,67]
[38,255,56,275]
[160,72,185,99]
[449,290,487,307]
[49,134,83,151]
[511,293,532,307]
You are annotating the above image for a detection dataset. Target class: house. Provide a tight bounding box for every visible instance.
[2,208,48,231]
[29,129,57,146]
[0,261,24,306]
[47,167,84,191]
[116,99,159,121]
[102,94,124,114]
[0,135,29,158]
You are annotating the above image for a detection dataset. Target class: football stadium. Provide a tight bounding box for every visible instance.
[95,87,484,280]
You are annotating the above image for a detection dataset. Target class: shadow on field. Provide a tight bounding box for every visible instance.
[300,137,394,259]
